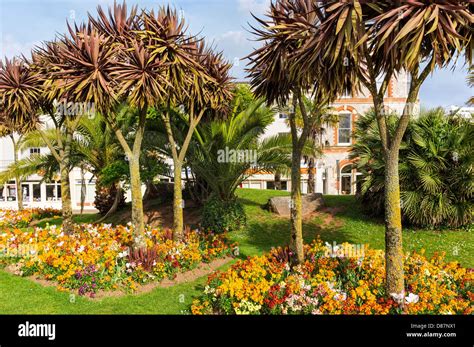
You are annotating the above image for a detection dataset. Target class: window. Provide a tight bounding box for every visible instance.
[338,113,352,145]
[6,181,16,201]
[21,184,30,202]
[46,181,61,201]
[29,148,41,156]
[33,183,41,202]
[266,181,288,191]
[279,113,288,119]
[341,165,354,195]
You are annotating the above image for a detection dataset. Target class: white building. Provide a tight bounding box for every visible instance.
[0,72,413,211]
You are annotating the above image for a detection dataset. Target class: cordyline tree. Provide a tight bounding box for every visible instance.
[32,34,104,234]
[247,0,353,264]
[138,10,233,239]
[0,103,36,211]
[164,45,232,239]
[0,58,43,210]
[283,0,472,295]
[85,3,232,242]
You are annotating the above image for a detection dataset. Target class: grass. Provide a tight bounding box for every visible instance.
[1,189,472,314]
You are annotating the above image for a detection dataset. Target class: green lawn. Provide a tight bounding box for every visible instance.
[0,189,471,314]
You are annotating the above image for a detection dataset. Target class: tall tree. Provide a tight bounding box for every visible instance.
[0,108,36,210]
[0,58,43,211]
[246,0,349,264]
[138,11,233,239]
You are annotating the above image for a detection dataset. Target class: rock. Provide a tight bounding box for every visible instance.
[268,193,324,217]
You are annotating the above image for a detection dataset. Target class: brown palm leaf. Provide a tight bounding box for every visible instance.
[372,1,473,72]
[52,25,118,112]
[88,0,139,43]
[0,57,42,126]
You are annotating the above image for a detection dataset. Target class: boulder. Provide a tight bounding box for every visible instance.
[268,193,324,217]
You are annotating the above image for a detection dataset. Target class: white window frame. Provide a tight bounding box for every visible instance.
[338,112,352,146]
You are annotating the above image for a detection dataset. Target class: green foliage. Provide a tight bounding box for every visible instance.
[352,108,474,228]
[201,196,247,233]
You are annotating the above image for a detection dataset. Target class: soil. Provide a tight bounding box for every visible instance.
[4,256,234,300]
[307,206,345,228]
[110,199,202,229]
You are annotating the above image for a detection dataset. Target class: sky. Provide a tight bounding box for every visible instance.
[1,0,471,109]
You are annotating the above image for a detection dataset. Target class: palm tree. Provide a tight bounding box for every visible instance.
[189,99,298,201]
[0,110,37,210]
[188,98,317,231]
[246,0,344,265]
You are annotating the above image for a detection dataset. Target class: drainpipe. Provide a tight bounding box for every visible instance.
[336,160,340,195]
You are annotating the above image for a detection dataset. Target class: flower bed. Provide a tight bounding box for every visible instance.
[0,224,235,297]
[0,208,61,228]
[191,240,473,315]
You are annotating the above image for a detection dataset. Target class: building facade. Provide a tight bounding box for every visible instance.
[241,72,412,195]
[0,72,413,211]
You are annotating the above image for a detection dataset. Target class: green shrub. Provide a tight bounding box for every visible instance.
[201,196,247,233]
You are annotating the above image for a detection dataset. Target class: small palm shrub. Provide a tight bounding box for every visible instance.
[201,196,247,233]
[352,108,473,228]
[94,182,126,216]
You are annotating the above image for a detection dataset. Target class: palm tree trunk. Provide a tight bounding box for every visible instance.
[15,178,23,211]
[59,161,74,234]
[173,161,184,240]
[308,157,315,194]
[11,136,23,211]
[129,151,145,247]
[384,149,404,295]
[60,128,75,234]
[290,145,304,264]
[288,92,305,265]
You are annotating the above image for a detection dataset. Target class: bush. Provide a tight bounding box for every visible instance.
[352,108,473,228]
[201,196,247,233]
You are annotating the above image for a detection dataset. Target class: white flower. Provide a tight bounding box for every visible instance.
[333,291,347,301]
[118,250,128,258]
[78,245,85,253]
[57,241,64,247]
[405,293,419,304]
[390,292,405,304]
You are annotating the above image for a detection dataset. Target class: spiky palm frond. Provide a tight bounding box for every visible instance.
[0,154,58,185]
[0,57,42,127]
[188,99,300,201]
[52,25,117,113]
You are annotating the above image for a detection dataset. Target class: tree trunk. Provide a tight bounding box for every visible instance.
[15,177,23,211]
[129,155,146,248]
[288,91,305,264]
[59,161,74,234]
[173,161,184,240]
[11,136,23,211]
[290,146,304,264]
[384,149,404,295]
[307,157,315,194]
